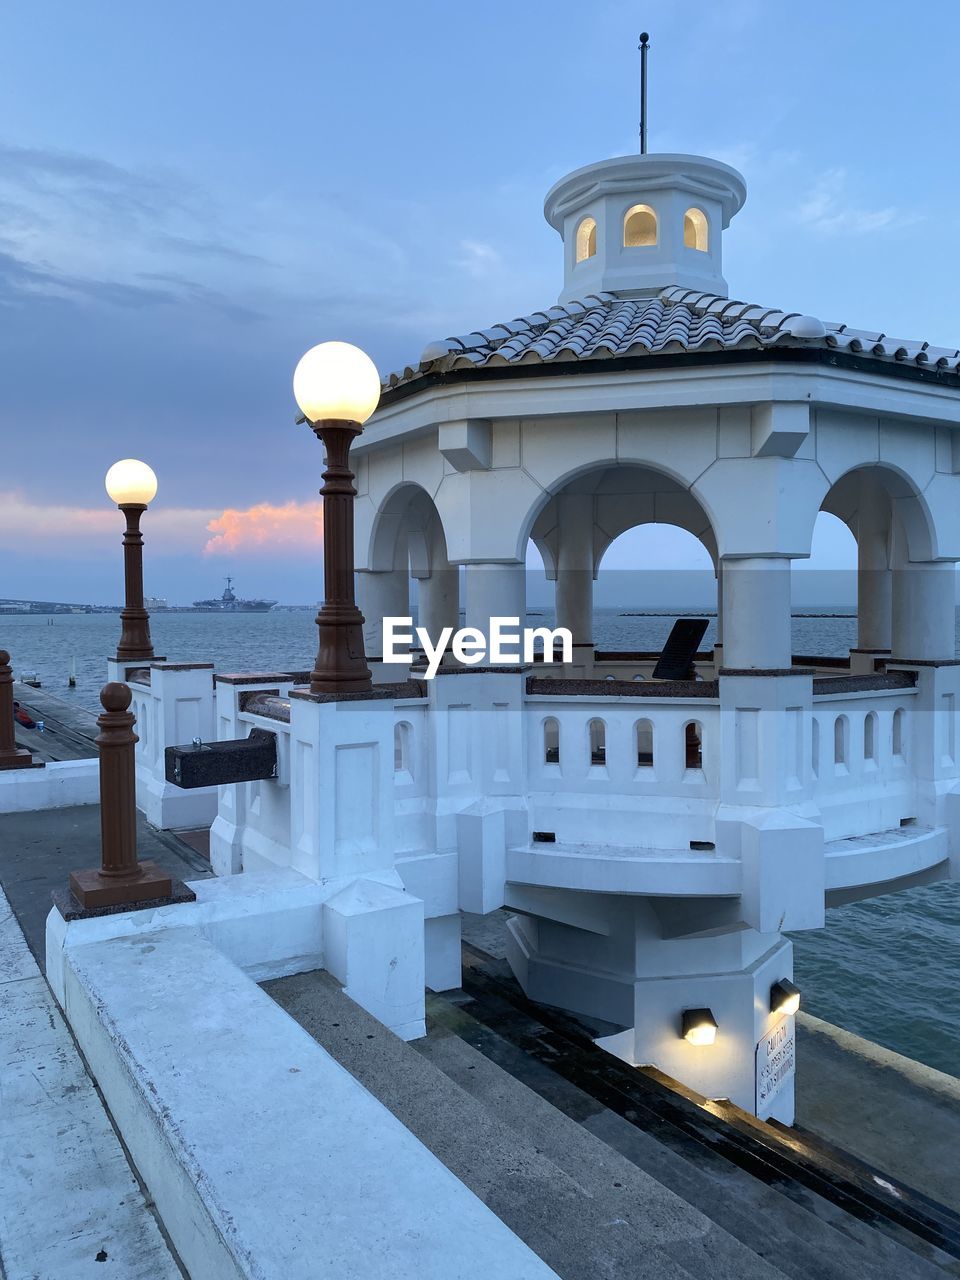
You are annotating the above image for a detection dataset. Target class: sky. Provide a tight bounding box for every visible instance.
[0,0,957,605]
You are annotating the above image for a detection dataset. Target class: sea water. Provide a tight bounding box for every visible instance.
[3,606,958,1077]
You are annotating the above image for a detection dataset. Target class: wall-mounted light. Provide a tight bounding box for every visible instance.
[681,1008,718,1045]
[770,978,801,1017]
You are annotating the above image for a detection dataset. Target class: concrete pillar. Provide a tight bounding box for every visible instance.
[356,569,409,662]
[891,562,957,662]
[856,482,892,653]
[463,563,526,644]
[720,557,792,670]
[713,562,724,666]
[554,494,594,657]
[417,560,460,642]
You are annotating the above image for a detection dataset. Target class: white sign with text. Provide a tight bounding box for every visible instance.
[756,1016,795,1119]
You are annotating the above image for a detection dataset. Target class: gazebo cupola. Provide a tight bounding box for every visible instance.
[545,153,747,304]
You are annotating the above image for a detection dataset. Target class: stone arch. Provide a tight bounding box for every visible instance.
[816,462,943,660]
[522,461,720,667]
[359,481,459,662]
[367,482,450,575]
[820,462,937,566]
[524,460,719,579]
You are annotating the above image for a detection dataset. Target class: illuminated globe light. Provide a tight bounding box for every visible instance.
[293,341,381,426]
[681,1008,718,1046]
[105,459,158,507]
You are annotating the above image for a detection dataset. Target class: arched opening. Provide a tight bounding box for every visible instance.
[544,717,560,765]
[834,715,849,768]
[576,216,597,263]
[684,721,703,770]
[589,718,606,765]
[636,719,654,767]
[394,721,413,777]
[792,511,857,663]
[364,482,458,664]
[683,207,708,251]
[893,707,905,759]
[864,711,878,764]
[816,464,940,668]
[623,204,658,247]
[525,461,719,684]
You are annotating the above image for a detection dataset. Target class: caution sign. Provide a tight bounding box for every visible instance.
[756,1016,795,1119]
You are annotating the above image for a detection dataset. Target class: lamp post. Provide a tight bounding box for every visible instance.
[68,682,174,908]
[293,341,381,694]
[105,458,158,662]
[0,650,34,769]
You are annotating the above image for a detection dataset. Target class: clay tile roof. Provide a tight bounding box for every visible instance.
[386,287,960,393]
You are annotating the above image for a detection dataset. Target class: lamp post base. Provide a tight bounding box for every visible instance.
[309,611,372,694]
[0,748,37,771]
[68,860,173,909]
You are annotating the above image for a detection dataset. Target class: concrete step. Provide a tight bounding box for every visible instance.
[265,968,776,1280]
[506,840,739,896]
[453,948,959,1280]
[433,985,955,1280]
[416,1005,783,1280]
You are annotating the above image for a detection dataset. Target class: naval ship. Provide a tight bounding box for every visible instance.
[192,577,277,612]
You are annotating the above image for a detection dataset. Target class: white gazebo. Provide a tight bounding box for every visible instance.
[340,144,960,1120]
[101,142,960,1125]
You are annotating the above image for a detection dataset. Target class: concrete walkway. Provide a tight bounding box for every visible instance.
[0,803,212,967]
[796,1012,960,1211]
[0,886,182,1279]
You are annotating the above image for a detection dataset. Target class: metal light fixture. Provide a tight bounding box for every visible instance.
[770,978,801,1017]
[681,1007,718,1045]
[293,341,381,695]
[105,459,158,662]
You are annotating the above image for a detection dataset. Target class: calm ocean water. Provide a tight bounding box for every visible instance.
[4,606,959,1077]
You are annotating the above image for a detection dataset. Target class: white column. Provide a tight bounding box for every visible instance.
[464,563,526,644]
[891,561,957,661]
[856,483,892,653]
[720,557,792,669]
[554,493,594,653]
[417,550,460,642]
[356,569,409,661]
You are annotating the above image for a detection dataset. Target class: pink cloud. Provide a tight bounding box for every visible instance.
[204,500,324,556]
[0,491,214,553]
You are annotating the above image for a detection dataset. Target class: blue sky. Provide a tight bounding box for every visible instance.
[0,1,956,603]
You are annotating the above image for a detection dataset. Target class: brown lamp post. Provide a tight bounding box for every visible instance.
[68,682,174,908]
[293,341,382,694]
[105,458,157,662]
[0,650,34,769]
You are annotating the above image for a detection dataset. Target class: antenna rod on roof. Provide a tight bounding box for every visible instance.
[639,31,649,154]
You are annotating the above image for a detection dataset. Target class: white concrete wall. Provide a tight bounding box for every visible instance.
[127,663,218,830]
[0,758,99,814]
[59,924,557,1280]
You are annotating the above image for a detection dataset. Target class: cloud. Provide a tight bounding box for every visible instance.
[455,239,503,279]
[795,168,910,236]
[0,491,215,553]
[204,500,324,556]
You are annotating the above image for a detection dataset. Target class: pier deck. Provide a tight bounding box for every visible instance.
[11,682,99,763]
[0,804,212,965]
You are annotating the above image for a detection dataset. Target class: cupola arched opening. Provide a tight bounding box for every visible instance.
[683,207,709,252]
[623,204,657,247]
[575,216,597,263]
